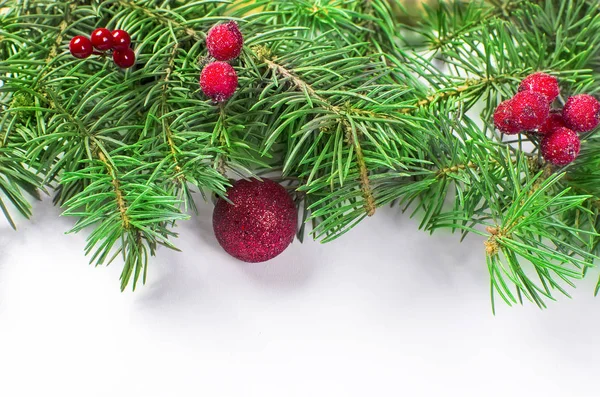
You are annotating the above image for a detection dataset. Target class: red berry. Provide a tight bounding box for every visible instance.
[213,178,297,263]
[518,72,560,102]
[536,109,565,136]
[563,94,600,132]
[91,28,114,51]
[206,21,244,61]
[494,99,521,134]
[541,127,580,166]
[111,29,131,51]
[200,61,238,102]
[69,36,93,59]
[113,48,136,68]
[510,91,550,131]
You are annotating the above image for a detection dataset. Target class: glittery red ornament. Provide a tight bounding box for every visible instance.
[200,61,238,102]
[213,178,297,263]
[511,91,550,131]
[536,109,565,136]
[541,127,580,166]
[494,99,521,134]
[563,94,600,132]
[518,72,560,103]
[206,21,244,61]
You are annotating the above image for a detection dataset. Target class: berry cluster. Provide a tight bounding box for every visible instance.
[494,72,600,166]
[200,21,244,103]
[69,28,135,69]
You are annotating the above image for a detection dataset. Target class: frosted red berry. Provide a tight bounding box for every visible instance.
[206,21,244,61]
[494,99,521,134]
[200,61,238,102]
[91,28,114,51]
[536,109,565,136]
[69,36,93,59]
[541,127,580,166]
[113,48,136,68]
[510,91,550,131]
[111,29,131,51]
[213,178,297,263]
[563,94,600,132]
[518,72,560,103]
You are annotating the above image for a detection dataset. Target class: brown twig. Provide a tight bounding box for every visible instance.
[96,150,130,229]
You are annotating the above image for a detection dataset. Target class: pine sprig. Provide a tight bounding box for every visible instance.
[62,152,187,290]
[1,0,600,307]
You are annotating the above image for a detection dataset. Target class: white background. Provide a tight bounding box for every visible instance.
[0,197,599,397]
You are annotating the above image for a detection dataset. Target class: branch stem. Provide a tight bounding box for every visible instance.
[262,56,376,215]
[160,42,184,181]
[96,150,130,229]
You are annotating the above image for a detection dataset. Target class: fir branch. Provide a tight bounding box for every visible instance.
[42,2,76,65]
[214,103,230,176]
[2,0,600,308]
[96,149,130,229]
[116,0,206,41]
[259,53,377,216]
[159,42,184,182]
[399,75,499,113]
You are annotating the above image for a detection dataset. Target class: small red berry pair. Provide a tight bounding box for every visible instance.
[200,21,244,102]
[494,72,600,166]
[69,28,135,68]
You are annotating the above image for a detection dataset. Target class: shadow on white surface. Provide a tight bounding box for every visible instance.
[1,197,599,397]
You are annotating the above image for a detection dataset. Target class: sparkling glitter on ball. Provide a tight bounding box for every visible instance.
[213,178,298,263]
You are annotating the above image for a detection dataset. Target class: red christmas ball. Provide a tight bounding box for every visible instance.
[200,61,238,102]
[111,29,131,51]
[541,127,580,166]
[213,178,298,263]
[563,94,600,132]
[493,99,521,134]
[113,48,136,68]
[536,109,566,136]
[69,36,93,59]
[518,72,560,103]
[206,21,244,61]
[91,28,114,51]
[511,91,550,131]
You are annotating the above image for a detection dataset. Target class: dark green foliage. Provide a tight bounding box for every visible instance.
[1,0,600,308]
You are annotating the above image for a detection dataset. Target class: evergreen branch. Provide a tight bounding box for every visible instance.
[43,2,76,65]
[420,0,528,52]
[399,75,497,113]
[0,148,41,229]
[214,103,230,176]
[3,0,600,309]
[260,54,377,216]
[159,42,184,182]
[96,149,130,229]
[346,118,375,216]
[116,0,206,41]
